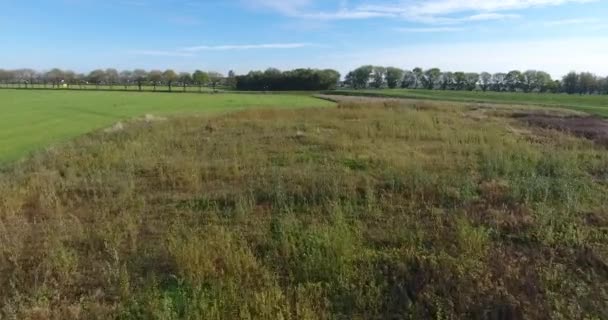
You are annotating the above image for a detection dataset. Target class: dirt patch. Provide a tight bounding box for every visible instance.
[104,121,124,133]
[515,113,608,147]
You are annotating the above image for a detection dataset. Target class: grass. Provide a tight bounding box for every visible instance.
[0,84,222,93]
[329,88,608,117]
[0,90,333,163]
[1,98,607,319]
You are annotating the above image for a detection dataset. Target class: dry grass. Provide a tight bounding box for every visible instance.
[1,99,607,319]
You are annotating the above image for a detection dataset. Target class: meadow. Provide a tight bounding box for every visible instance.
[1,96,607,319]
[0,90,333,163]
[330,88,608,117]
[0,83,221,93]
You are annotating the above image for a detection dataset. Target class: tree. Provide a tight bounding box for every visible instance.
[226,70,237,89]
[412,67,423,89]
[352,65,374,89]
[192,70,209,92]
[74,73,86,89]
[562,72,579,94]
[162,70,178,92]
[47,68,65,88]
[439,72,454,90]
[208,72,224,91]
[63,70,76,88]
[464,73,479,91]
[235,68,339,91]
[600,77,608,94]
[453,72,466,90]
[148,70,162,91]
[491,73,506,92]
[545,80,561,94]
[105,68,119,89]
[505,70,523,92]
[578,72,597,94]
[535,71,553,93]
[119,70,133,89]
[344,72,355,88]
[179,72,192,92]
[479,72,492,92]
[87,69,105,89]
[317,69,340,90]
[521,70,537,93]
[371,66,386,89]
[385,67,404,89]
[421,68,441,90]
[401,71,416,88]
[133,69,148,91]
[14,69,36,88]
[0,69,11,87]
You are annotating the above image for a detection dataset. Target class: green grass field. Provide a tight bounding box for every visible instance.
[0,83,222,93]
[330,88,608,117]
[0,90,333,163]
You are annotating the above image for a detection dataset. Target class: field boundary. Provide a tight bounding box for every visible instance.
[323,89,608,117]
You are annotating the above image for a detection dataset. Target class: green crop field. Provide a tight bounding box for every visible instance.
[330,88,608,117]
[0,90,333,163]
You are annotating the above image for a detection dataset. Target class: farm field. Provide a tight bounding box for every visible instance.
[0,90,333,163]
[330,88,608,117]
[1,97,607,319]
[0,84,222,93]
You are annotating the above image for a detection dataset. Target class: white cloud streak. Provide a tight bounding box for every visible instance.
[396,26,466,32]
[543,17,600,26]
[128,50,195,57]
[181,43,314,52]
[248,0,595,24]
[129,43,315,57]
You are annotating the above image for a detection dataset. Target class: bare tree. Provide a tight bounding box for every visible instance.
[88,69,106,89]
[46,69,65,88]
[120,70,133,90]
[208,72,224,92]
[133,69,148,91]
[105,69,119,90]
[148,70,162,91]
[179,72,192,92]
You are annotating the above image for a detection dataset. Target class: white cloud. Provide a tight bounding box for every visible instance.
[129,43,315,57]
[543,17,600,26]
[128,50,195,57]
[466,13,520,21]
[248,0,595,24]
[181,43,314,52]
[396,26,466,32]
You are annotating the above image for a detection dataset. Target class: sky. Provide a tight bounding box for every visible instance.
[1,0,608,78]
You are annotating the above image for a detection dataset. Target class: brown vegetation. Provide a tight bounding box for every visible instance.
[1,99,607,319]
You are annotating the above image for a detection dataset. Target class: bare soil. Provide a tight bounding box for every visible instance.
[515,113,608,147]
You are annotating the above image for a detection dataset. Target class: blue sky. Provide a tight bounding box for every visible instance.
[1,0,607,77]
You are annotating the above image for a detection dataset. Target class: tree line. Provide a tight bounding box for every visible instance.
[235,68,341,91]
[2,66,607,94]
[345,66,608,95]
[0,68,229,92]
[0,67,342,92]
